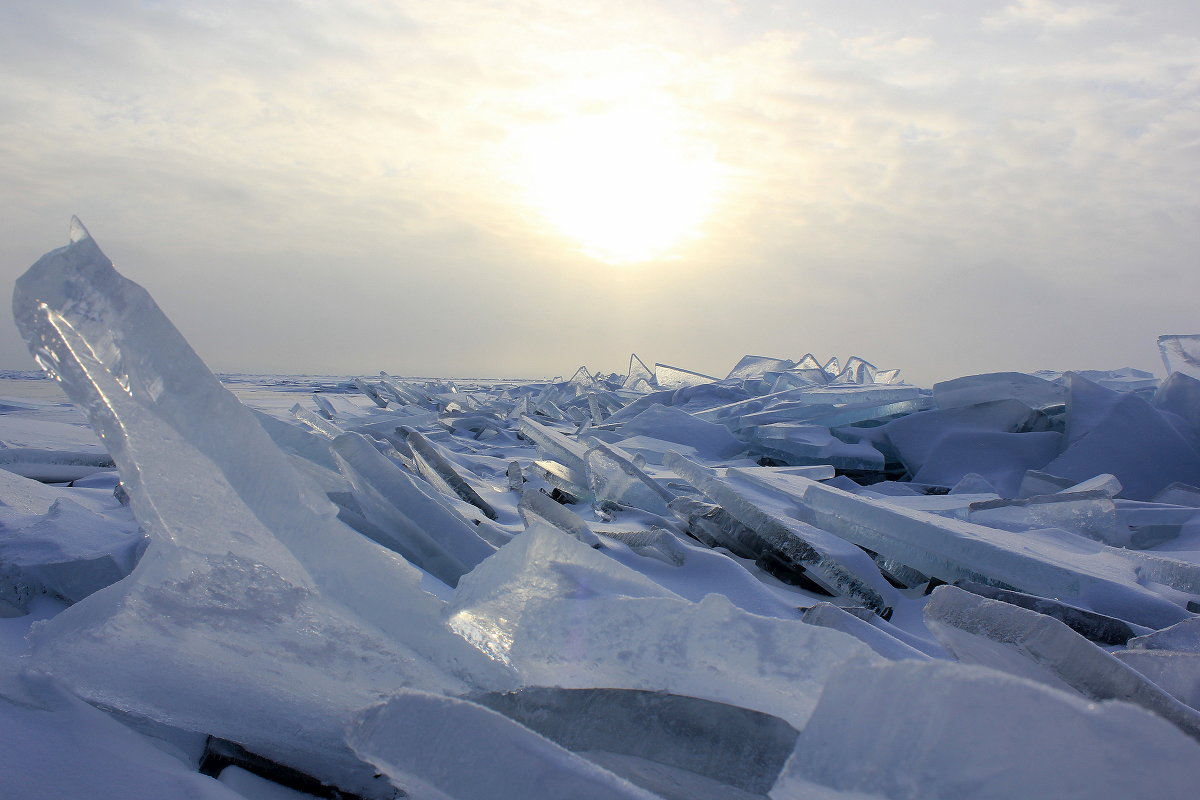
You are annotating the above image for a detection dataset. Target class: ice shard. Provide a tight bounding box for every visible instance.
[924,585,1200,740]
[447,525,882,728]
[1112,651,1200,710]
[330,433,497,586]
[1159,334,1200,380]
[653,363,717,389]
[349,691,659,800]
[614,404,743,460]
[951,581,1141,646]
[518,487,602,547]
[771,660,1200,800]
[11,221,511,794]
[801,603,930,661]
[624,353,656,389]
[1127,617,1200,652]
[726,355,796,381]
[402,428,498,520]
[736,469,1191,628]
[667,453,896,613]
[472,687,799,796]
[932,371,1067,411]
[1043,373,1200,500]
[585,440,675,515]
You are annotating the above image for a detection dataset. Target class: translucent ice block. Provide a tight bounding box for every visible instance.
[1113,650,1200,710]
[726,355,796,381]
[771,660,1200,800]
[330,433,496,586]
[403,429,498,520]
[654,363,717,389]
[12,222,509,794]
[735,470,1190,628]
[624,353,656,389]
[349,691,658,800]
[518,488,602,547]
[924,585,1200,740]
[933,371,1067,411]
[667,454,895,613]
[472,687,798,795]
[585,440,675,516]
[801,603,930,661]
[1159,334,1200,380]
[447,525,882,728]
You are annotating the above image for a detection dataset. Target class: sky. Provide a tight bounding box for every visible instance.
[0,0,1197,386]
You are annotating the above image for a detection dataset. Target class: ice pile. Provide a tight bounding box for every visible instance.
[3,221,1200,799]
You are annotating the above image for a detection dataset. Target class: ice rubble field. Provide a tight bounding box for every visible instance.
[4,225,1200,799]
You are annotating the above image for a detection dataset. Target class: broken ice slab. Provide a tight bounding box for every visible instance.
[352,377,389,409]
[448,525,883,728]
[933,371,1067,411]
[12,221,511,795]
[821,356,840,377]
[1126,616,1200,652]
[924,585,1200,740]
[829,356,877,385]
[733,469,1191,628]
[350,691,659,800]
[951,581,1142,646]
[770,659,1200,800]
[1159,334,1200,380]
[0,448,115,482]
[595,529,688,567]
[1155,371,1200,445]
[667,497,766,559]
[801,603,930,661]
[289,403,345,438]
[654,363,717,389]
[402,429,498,520]
[331,433,496,586]
[529,458,592,502]
[1113,650,1200,710]
[517,415,589,474]
[1016,469,1075,497]
[1153,482,1200,507]
[0,665,256,800]
[614,404,744,460]
[725,355,796,381]
[750,423,885,471]
[1043,372,1200,500]
[0,496,144,611]
[472,687,798,796]
[966,491,1129,547]
[623,353,656,389]
[518,488,602,547]
[912,430,1063,497]
[881,398,1038,476]
[586,440,675,516]
[667,453,896,614]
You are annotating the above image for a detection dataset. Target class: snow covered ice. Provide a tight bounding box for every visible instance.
[4,221,1200,798]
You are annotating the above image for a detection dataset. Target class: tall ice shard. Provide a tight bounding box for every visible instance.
[11,221,511,795]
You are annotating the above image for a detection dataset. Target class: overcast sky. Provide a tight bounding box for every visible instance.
[1,1,1197,386]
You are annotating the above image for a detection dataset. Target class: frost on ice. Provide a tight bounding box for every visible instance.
[4,221,1200,798]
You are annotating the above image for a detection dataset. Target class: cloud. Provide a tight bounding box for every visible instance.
[0,1,1196,384]
[984,0,1120,30]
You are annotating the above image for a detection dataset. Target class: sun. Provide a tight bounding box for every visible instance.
[511,106,724,265]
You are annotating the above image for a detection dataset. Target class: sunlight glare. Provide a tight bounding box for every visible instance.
[514,107,723,265]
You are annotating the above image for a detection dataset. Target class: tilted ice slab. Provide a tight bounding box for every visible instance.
[667,453,896,614]
[924,585,1200,740]
[1159,334,1200,380]
[447,525,883,728]
[12,221,512,796]
[770,660,1200,800]
[349,691,661,800]
[734,469,1191,628]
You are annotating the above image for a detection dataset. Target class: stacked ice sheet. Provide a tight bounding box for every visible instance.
[4,222,1200,799]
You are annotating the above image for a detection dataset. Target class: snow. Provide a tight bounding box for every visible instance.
[4,221,1200,798]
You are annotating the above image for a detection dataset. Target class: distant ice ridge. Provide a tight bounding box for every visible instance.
[5,219,1200,798]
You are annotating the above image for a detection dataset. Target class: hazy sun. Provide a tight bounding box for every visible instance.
[512,106,723,265]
